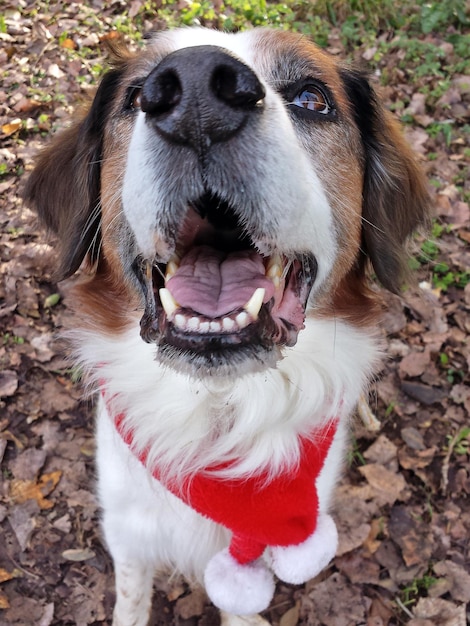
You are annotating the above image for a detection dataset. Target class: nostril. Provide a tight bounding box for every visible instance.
[211,64,265,108]
[141,69,182,116]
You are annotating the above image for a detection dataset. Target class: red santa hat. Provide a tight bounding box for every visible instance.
[103,384,338,615]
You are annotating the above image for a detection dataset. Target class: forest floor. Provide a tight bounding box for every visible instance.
[0,1,469,625]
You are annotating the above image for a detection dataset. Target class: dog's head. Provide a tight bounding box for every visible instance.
[25,28,429,375]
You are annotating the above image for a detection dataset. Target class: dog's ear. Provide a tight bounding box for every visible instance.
[24,69,123,280]
[340,69,431,293]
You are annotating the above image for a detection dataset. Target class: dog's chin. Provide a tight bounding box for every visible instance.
[156,341,280,378]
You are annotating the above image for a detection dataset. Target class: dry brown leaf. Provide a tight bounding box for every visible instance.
[388,506,434,567]
[363,517,386,554]
[10,471,62,509]
[301,573,368,626]
[363,434,398,467]
[432,560,470,603]
[0,370,18,398]
[399,350,431,379]
[175,588,206,620]
[358,464,407,506]
[62,548,96,562]
[0,568,21,584]
[279,602,300,626]
[1,119,22,136]
[60,37,76,50]
[412,597,466,625]
[0,590,10,609]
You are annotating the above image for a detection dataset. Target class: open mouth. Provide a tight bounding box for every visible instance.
[133,192,317,373]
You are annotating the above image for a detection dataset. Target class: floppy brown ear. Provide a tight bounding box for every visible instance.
[24,69,123,280]
[340,69,431,293]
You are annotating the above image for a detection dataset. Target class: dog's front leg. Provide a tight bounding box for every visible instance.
[96,403,155,626]
[112,560,154,626]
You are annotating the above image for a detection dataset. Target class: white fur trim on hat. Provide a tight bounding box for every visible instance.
[269,513,338,584]
[204,548,275,615]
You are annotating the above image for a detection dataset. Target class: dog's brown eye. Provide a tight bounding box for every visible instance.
[132,88,142,110]
[125,86,143,112]
[293,86,330,114]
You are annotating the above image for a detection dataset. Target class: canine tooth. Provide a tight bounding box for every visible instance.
[222,317,236,332]
[210,321,222,333]
[235,311,250,329]
[266,255,283,278]
[165,256,180,281]
[159,288,179,318]
[243,288,265,320]
[174,314,186,330]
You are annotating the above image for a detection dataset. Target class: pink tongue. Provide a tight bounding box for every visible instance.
[166,246,275,317]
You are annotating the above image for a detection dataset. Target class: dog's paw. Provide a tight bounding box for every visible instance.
[269,513,338,584]
[204,548,275,615]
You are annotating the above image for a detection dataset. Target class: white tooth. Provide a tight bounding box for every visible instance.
[174,314,186,329]
[235,311,250,329]
[266,254,283,279]
[165,256,180,282]
[222,317,236,332]
[266,255,283,290]
[244,288,265,320]
[187,317,200,332]
[210,321,221,333]
[199,321,210,333]
[159,288,179,318]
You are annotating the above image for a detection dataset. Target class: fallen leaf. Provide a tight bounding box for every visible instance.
[10,471,62,509]
[8,501,38,551]
[358,464,407,506]
[301,573,368,626]
[398,446,437,472]
[399,350,431,378]
[400,427,426,450]
[175,588,207,620]
[60,37,76,50]
[0,590,10,609]
[412,597,466,625]
[62,548,96,562]
[1,119,22,136]
[0,568,22,583]
[388,506,433,567]
[279,602,300,626]
[336,551,381,585]
[10,448,47,480]
[0,370,18,397]
[363,434,398,467]
[12,96,42,113]
[432,560,470,603]
[401,381,447,405]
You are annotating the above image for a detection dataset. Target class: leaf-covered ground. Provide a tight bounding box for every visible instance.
[0,2,469,625]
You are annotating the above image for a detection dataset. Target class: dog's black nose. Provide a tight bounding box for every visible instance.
[140,46,265,149]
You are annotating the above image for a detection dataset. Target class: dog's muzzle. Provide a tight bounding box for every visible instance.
[131,46,317,375]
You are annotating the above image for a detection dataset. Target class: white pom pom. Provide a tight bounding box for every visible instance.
[269,513,338,584]
[204,549,275,615]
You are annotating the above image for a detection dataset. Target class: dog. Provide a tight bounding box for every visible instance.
[25,27,429,626]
